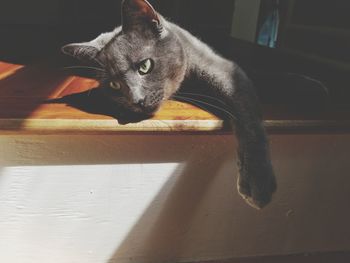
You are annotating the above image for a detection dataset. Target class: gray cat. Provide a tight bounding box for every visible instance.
[62,0,276,209]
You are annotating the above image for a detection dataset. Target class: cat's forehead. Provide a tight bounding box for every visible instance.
[98,34,156,75]
[106,32,156,60]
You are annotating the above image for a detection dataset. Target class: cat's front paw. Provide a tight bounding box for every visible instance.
[237,164,277,209]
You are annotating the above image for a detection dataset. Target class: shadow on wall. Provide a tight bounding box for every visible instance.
[0,135,244,263]
[107,148,233,263]
[2,135,350,262]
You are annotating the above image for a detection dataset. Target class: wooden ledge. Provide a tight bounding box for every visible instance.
[0,62,349,135]
[0,62,223,134]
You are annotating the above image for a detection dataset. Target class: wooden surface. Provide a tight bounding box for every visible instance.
[0,61,349,134]
[0,62,222,134]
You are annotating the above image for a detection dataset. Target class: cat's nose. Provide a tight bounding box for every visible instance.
[135,99,146,108]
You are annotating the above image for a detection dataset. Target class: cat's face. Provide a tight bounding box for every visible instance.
[62,0,186,114]
[98,25,186,114]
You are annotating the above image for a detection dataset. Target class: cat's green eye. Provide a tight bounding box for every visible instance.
[138,59,154,75]
[110,81,121,90]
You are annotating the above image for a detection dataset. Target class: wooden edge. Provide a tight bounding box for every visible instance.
[0,118,350,135]
[265,120,350,133]
[0,119,225,135]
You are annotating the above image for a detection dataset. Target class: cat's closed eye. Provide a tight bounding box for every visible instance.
[138,58,154,75]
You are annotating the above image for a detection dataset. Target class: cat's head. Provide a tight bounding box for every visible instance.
[62,0,186,114]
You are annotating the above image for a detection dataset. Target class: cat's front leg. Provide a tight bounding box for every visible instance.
[235,127,277,209]
[229,72,277,209]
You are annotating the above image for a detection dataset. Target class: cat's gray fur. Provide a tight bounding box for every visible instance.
[62,0,276,209]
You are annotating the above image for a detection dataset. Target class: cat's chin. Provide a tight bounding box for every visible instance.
[103,94,161,116]
[128,100,163,115]
[132,104,161,115]
[114,101,162,118]
[110,104,157,125]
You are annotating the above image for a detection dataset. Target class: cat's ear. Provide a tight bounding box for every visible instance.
[62,29,120,61]
[61,42,99,62]
[122,0,163,34]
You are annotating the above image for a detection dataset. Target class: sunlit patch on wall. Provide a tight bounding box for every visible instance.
[0,163,184,263]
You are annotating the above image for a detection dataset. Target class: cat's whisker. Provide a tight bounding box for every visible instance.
[176,92,228,106]
[173,95,234,120]
[91,57,105,68]
[173,95,237,120]
[171,96,211,116]
[87,88,93,97]
[95,72,108,80]
[62,66,106,73]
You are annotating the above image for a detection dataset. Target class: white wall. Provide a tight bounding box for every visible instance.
[0,134,350,263]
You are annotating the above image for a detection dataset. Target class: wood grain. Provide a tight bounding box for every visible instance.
[0,62,222,134]
[0,61,349,134]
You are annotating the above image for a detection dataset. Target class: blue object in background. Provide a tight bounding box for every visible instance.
[257,1,280,48]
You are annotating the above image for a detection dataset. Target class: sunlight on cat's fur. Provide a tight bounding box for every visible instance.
[62,0,276,209]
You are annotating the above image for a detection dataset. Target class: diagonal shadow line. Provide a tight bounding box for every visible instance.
[46,87,153,125]
[107,148,233,263]
[0,63,72,130]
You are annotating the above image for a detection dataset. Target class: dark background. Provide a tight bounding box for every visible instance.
[0,0,349,105]
[0,0,236,60]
